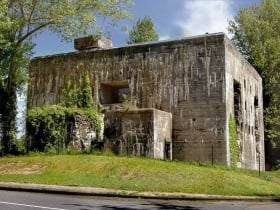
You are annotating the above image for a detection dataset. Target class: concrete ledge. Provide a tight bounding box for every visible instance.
[0,182,279,201]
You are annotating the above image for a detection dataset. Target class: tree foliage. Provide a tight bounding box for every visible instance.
[127,16,159,44]
[0,0,132,155]
[228,0,280,144]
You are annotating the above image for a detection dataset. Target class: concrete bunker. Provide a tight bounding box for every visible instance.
[28,33,265,170]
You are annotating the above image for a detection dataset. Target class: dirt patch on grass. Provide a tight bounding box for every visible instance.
[0,161,46,174]
[273,177,280,185]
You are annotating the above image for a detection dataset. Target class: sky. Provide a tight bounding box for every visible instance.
[33,0,261,57]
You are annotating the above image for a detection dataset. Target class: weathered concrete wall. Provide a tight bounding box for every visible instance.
[65,112,97,149]
[29,33,227,164]
[28,33,264,169]
[104,108,172,159]
[225,38,265,170]
[153,109,172,159]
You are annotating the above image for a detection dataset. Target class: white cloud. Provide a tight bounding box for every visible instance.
[159,35,171,41]
[176,0,234,37]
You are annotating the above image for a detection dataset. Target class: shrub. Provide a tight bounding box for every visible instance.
[26,105,101,153]
[26,105,67,152]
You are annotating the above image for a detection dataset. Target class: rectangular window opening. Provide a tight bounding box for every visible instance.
[254,96,259,107]
[234,80,242,139]
[99,81,131,105]
[234,80,241,123]
[254,95,259,138]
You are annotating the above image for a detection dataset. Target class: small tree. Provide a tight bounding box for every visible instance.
[127,16,159,44]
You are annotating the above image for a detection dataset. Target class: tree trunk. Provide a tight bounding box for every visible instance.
[0,59,17,155]
[1,90,17,154]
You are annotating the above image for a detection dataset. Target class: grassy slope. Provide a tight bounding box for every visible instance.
[0,155,280,196]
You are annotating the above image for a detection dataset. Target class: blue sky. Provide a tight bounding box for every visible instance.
[33,0,261,57]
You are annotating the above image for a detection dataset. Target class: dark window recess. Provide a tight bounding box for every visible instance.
[234,80,241,124]
[165,142,171,160]
[254,95,259,135]
[234,80,242,139]
[99,81,130,104]
[254,96,259,107]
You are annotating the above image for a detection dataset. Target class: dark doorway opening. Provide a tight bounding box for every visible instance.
[165,142,172,160]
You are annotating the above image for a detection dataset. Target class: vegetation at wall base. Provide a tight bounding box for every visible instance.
[0,155,280,196]
[229,115,239,168]
[26,105,101,152]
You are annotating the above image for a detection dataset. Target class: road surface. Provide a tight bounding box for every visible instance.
[0,190,279,210]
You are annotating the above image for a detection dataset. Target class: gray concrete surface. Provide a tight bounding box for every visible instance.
[1,189,280,210]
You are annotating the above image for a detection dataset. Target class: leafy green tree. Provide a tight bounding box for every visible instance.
[228,0,280,166]
[127,16,159,44]
[0,0,133,155]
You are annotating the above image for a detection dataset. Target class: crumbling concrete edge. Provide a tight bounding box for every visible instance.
[0,182,279,201]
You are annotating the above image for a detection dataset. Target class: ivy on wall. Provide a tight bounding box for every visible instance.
[60,71,94,108]
[229,114,238,168]
[26,70,101,152]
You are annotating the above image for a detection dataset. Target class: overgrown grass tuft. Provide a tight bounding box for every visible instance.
[0,155,280,196]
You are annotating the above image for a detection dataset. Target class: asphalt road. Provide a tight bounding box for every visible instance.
[0,190,280,210]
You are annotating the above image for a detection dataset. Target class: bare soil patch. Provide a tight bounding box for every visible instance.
[0,161,46,174]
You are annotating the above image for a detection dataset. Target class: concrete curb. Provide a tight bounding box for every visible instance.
[0,182,279,201]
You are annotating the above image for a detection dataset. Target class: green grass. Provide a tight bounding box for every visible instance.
[0,154,280,196]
